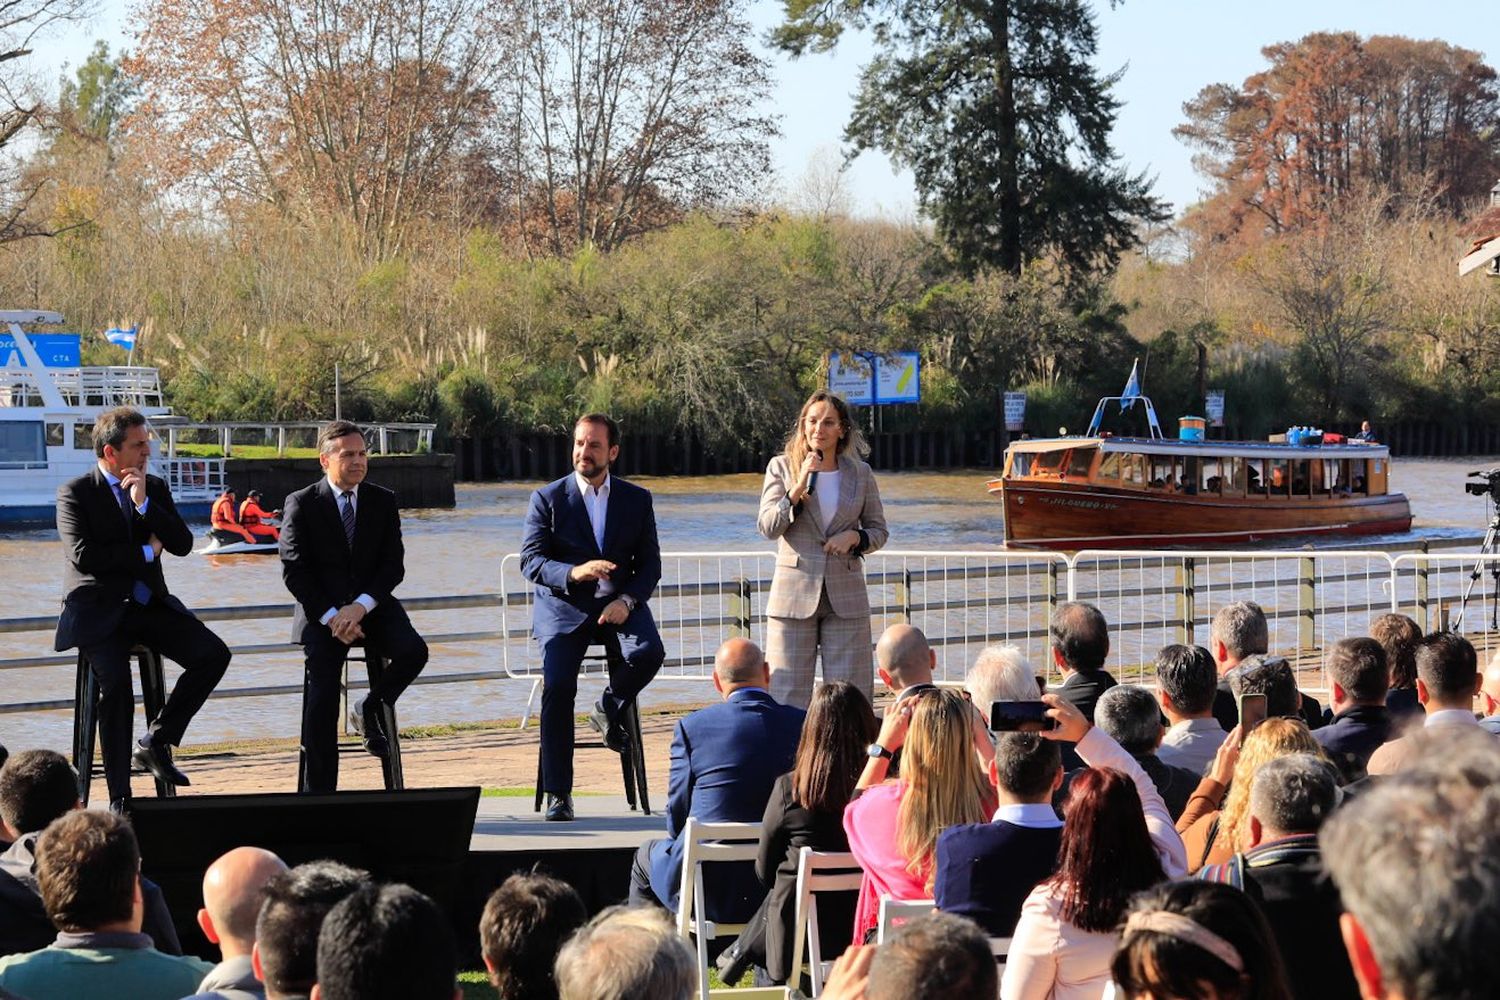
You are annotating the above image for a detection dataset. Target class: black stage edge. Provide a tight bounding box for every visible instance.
[130,788,481,960]
[128,790,649,965]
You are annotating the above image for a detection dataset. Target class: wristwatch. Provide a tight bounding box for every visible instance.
[619,594,638,612]
[866,743,893,760]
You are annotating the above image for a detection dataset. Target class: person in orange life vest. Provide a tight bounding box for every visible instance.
[238,489,281,543]
[210,488,256,544]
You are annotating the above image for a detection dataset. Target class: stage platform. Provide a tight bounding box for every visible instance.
[469,794,663,852]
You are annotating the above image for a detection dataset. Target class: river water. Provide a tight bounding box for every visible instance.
[3,459,1496,752]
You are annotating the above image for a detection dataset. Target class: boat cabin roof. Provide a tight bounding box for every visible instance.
[1004,435,1391,462]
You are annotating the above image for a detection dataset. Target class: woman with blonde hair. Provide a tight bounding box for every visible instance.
[758,390,888,707]
[844,689,994,939]
[1176,717,1325,872]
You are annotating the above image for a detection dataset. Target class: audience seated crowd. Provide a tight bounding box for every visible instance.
[2,609,1499,1000]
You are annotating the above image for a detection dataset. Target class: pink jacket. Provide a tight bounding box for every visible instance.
[843,782,929,938]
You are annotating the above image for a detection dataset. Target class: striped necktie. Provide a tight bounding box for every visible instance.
[340,491,357,545]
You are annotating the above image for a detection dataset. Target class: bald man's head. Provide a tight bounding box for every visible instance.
[200,846,288,957]
[715,638,769,692]
[876,624,934,692]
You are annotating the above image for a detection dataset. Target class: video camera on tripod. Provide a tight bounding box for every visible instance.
[1453,468,1500,631]
[1464,468,1500,503]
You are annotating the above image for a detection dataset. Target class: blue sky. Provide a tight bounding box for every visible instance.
[35,1,1500,218]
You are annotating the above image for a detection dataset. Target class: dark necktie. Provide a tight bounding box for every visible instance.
[341,491,357,545]
[117,484,152,605]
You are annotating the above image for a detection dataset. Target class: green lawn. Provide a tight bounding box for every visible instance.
[171,443,321,459]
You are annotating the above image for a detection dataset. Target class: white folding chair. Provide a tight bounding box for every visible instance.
[786,848,863,997]
[676,818,764,1000]
[875,894,935,945]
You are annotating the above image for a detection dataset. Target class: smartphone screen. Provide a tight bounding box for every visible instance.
[1238,693,1268,732]
[989,700,1057,733]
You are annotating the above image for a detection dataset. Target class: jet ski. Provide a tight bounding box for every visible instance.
[196,527,280,554]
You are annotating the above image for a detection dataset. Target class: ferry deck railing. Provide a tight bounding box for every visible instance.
[2,549,1497,723]
[0,366,166,408]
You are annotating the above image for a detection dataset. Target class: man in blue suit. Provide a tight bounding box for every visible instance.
[628,638,805,921]
[520,414,665,821]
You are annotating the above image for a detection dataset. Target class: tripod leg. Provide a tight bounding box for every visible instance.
[1453,519,1500,632]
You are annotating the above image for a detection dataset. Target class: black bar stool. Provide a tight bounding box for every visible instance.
[533,632,652,815]
[72,646,176,806]
[296,641,406,792]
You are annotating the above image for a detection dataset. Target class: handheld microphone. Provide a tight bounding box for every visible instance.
[808,449,822,495]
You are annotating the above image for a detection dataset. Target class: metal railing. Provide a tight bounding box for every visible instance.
[157,457,228,500]
[4,549,1499,723]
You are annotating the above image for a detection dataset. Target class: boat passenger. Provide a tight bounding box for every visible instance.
[210,488,256,544]
[238,489,281,543]
[1353,420,1377,442]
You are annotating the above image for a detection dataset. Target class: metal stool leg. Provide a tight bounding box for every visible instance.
[362,648,405,792]
[72,653,98,806]
[296,664,312,793]
[627,701,651,815]
[136,649,174,799]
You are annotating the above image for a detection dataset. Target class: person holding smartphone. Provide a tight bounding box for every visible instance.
[758,391,888,708]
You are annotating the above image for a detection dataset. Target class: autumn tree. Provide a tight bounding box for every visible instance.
[500,0,776,256]
[0,0,98,241]
[774,0,1164,280]
[129,0,509,259]
[1178,32,1500,241]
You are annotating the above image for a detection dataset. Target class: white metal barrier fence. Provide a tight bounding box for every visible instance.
[499,549,1500,702]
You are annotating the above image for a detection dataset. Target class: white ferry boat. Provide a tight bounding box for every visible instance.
[1,309,223,527]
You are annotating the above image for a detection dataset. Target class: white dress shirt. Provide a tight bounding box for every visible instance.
[575,471,614,597]
[100,462,154,564]
[320,477,377,625]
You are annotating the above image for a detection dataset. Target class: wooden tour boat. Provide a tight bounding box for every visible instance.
[989,382,1413,550]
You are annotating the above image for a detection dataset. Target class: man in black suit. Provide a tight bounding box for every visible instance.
[1313,638,1392,783]
[53,407,230,806]
[1048,601,1116,722]
[280,420,428,793]
[933,732,1063,936]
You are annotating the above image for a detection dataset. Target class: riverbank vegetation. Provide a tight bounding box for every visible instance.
[3,4,1500,456]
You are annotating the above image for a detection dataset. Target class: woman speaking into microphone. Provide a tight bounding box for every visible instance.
[758,390,888,708]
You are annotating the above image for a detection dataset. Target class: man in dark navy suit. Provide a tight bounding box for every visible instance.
[933,732,1063,936]
[520,413,664,821]
[280,420,428,793]
[54,408,230,808]
[628,639,805,921]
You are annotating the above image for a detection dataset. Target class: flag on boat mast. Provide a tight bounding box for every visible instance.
[1120,358,1142,406]
[103,326,137,350]
[104,325,139,364]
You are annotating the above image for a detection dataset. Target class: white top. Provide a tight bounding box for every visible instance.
[814,469,841,533]
[575,471,614,596]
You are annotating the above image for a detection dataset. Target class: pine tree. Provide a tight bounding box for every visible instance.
[774,0,1165,279]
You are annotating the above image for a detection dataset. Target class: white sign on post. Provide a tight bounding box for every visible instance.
[1003,391,1027,431]
[1205,389,1226,428]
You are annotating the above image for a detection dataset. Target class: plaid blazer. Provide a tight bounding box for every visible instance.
[757,453,888,619]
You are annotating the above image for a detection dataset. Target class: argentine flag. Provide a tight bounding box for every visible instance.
[1122,358,1140,413]
[104,326,138,350]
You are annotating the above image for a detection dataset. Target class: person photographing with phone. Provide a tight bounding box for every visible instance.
[758,391,888,708]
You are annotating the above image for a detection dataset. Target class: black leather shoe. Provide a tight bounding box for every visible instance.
[132,739,190,787]
[588,702,628,753]
[544,793,574,822]
[108,797,131,817]
[350,697,391,759]
[715,940,750,987]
